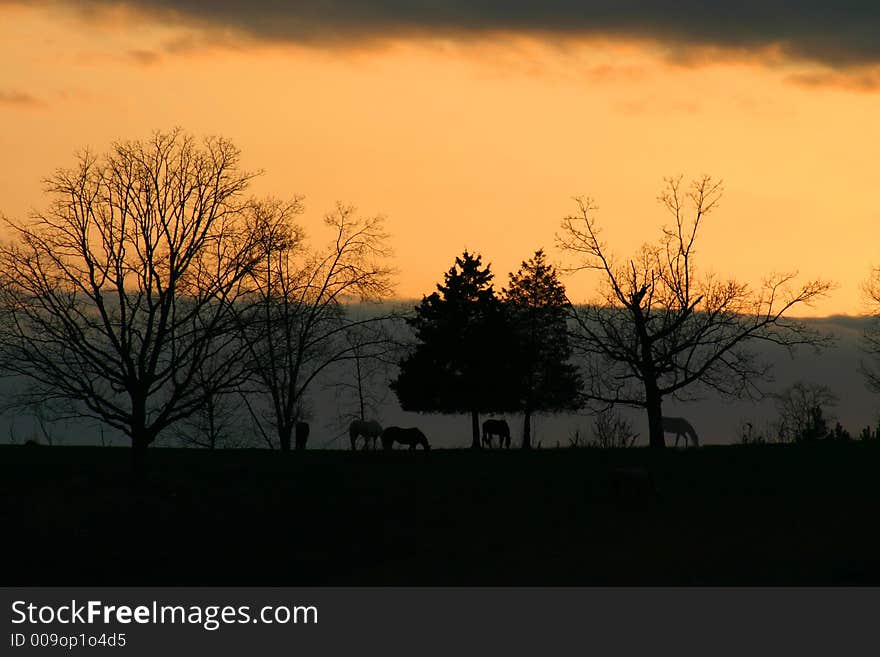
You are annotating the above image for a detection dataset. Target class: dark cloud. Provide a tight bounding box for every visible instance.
[0,90,45,108]
[789,68,880,92]
[126,48,163,66]
[31,1,880,69]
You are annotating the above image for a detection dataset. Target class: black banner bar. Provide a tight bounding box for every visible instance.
[2,588,877,656]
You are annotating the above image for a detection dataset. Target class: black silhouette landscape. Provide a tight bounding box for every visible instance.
[0,130,878,587]
[5,441,880,584]
[5,4,880,589]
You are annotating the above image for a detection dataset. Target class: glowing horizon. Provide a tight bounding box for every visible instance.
[2,3,880,315]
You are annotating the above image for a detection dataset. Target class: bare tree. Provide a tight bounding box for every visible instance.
[772,382,839,443]
[0,129,267,470]
[860,267,880,392]
[237,201,395,451]
[174,356,251,450]
[327,313,399,427]
[557,176,833,448]
[590,408,639,448]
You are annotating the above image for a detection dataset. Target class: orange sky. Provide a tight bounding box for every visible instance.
[2,3,880,315]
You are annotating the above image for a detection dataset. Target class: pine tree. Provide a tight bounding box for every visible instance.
[392,251,511,448]
[503,250,582,448]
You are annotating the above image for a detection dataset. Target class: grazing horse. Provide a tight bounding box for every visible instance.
[349,419,382,450]
[381,426,431,451]
[662,416,700,448]
[482,418,511,449]
[295,421,310,450]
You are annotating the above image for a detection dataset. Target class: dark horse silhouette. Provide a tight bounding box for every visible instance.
[295,421,310,450]
[482,418,511,449]
[349,419,382,450]
[381,426,431,450]
[662,416,700,448]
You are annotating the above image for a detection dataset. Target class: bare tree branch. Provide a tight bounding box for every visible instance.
[235,201,396,451]
[557,176,834,447]
[0,129,267,467]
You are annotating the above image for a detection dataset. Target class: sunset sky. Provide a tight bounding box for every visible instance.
[2,2,879,315]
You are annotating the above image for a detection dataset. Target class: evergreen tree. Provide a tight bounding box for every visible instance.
[503,250,582,448]
[392,251,511,448]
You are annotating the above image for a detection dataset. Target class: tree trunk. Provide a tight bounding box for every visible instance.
[130,425,155,482]
[279,425,292,452]
[522,410,532,449]
[207,395,217,450]
[646,385,665,448]
[471,410,481,449]
[294,422,309,451]
[356,353,365,422]
[130,392,150,478]
[131,434,149,479]
[632,292,665,449]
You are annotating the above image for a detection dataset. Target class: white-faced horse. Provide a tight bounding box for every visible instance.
[482,418,511,449]
[349,419,383,450]
[381,426,431,451]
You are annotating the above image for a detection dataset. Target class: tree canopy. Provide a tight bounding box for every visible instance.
[236,201,395,451]
[0,129,266,469]
[503,249,582,448]
[557,176,832,448]
[392,251,511,448]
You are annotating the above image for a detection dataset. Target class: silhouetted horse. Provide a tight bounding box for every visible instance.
[482,418,511,449]
[381,426,430,450]
[349,419,382,450]
[662,416,700,448]
[295,421,310,450]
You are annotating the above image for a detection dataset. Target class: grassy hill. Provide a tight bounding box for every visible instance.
[2,442,879,584]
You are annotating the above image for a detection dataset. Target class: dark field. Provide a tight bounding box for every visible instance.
[2,442,879,585]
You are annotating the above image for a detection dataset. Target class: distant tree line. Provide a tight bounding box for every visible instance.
[8,129,880,462]
[736,381,880,445]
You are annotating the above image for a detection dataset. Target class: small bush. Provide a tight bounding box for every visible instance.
[589,410,639,449]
